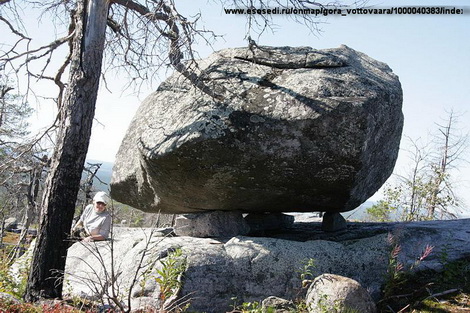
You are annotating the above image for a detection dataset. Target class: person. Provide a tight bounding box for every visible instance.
[71,191,112,242]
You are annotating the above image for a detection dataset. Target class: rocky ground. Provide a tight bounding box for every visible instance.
[3,217,470,312]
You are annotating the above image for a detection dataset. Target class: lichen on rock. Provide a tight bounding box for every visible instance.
[111,45,403,214]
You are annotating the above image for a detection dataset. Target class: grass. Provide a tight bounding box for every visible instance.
[378,257,470,312]
[1,231,21,245]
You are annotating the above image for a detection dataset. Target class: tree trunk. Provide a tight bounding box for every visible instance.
[24,0,108,301]
[79,162,102,218]
[426,114,452,219]
[0,213,4,247]
[14,165,43,259]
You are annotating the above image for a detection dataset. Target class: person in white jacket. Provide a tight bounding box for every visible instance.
[72,191,112,242]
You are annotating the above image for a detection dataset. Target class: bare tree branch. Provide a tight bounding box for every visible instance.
[1,33,73,64]
[109,0,224,99]
[0,15,30,40]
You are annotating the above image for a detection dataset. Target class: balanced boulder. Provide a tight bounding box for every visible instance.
[111,45,403,214]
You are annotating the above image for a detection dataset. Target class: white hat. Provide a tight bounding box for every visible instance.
[93,191,109,204]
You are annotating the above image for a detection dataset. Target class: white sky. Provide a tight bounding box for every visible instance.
[13,0,470,213]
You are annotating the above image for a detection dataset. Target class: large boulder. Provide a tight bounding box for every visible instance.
[111,45,403,214]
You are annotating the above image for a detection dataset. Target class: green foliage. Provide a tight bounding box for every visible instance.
[231,299,309,313]
[298,258,317,291]
[0,264,20,297]
[365,199,397,222]
[111,202,166,228]
[382,233,434,300]
[0,248,29,299]
[367,111,467,222]
[298,258,316,282]
[237,301,266,313]
[438,247,470,291]
[441,259,470,290]
[383,242,406,299]
[155,248,187,302]
[378,257,470,312]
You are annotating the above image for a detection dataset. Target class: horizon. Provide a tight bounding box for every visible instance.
[21,0,470,214]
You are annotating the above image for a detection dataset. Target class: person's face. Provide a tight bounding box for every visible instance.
[94,201,106,212]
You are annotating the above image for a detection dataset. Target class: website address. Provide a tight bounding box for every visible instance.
[224,7,465,16]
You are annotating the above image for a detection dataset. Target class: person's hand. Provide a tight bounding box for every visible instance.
[73,220,83,230]
[83,236,93,242]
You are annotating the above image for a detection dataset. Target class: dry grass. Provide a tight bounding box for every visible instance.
[378,257,470,313]
[2,231,20,245]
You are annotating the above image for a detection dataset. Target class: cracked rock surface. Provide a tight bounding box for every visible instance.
[111,45,403,214]
[58,219,470,313]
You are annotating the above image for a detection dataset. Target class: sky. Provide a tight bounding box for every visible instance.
[13,0,470,214]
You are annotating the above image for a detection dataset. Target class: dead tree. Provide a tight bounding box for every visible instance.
[77,162,104,218]
[24,0,109,301]
[14,155,48,259]
[1,0,364,302]
[425,110,468,219]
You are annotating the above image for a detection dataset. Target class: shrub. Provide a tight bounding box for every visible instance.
[155,248,187,303]
[0,297,42,313]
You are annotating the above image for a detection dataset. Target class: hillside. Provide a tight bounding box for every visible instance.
[84,159,114,192]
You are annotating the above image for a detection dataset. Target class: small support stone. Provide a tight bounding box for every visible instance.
[321,212,347,232]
